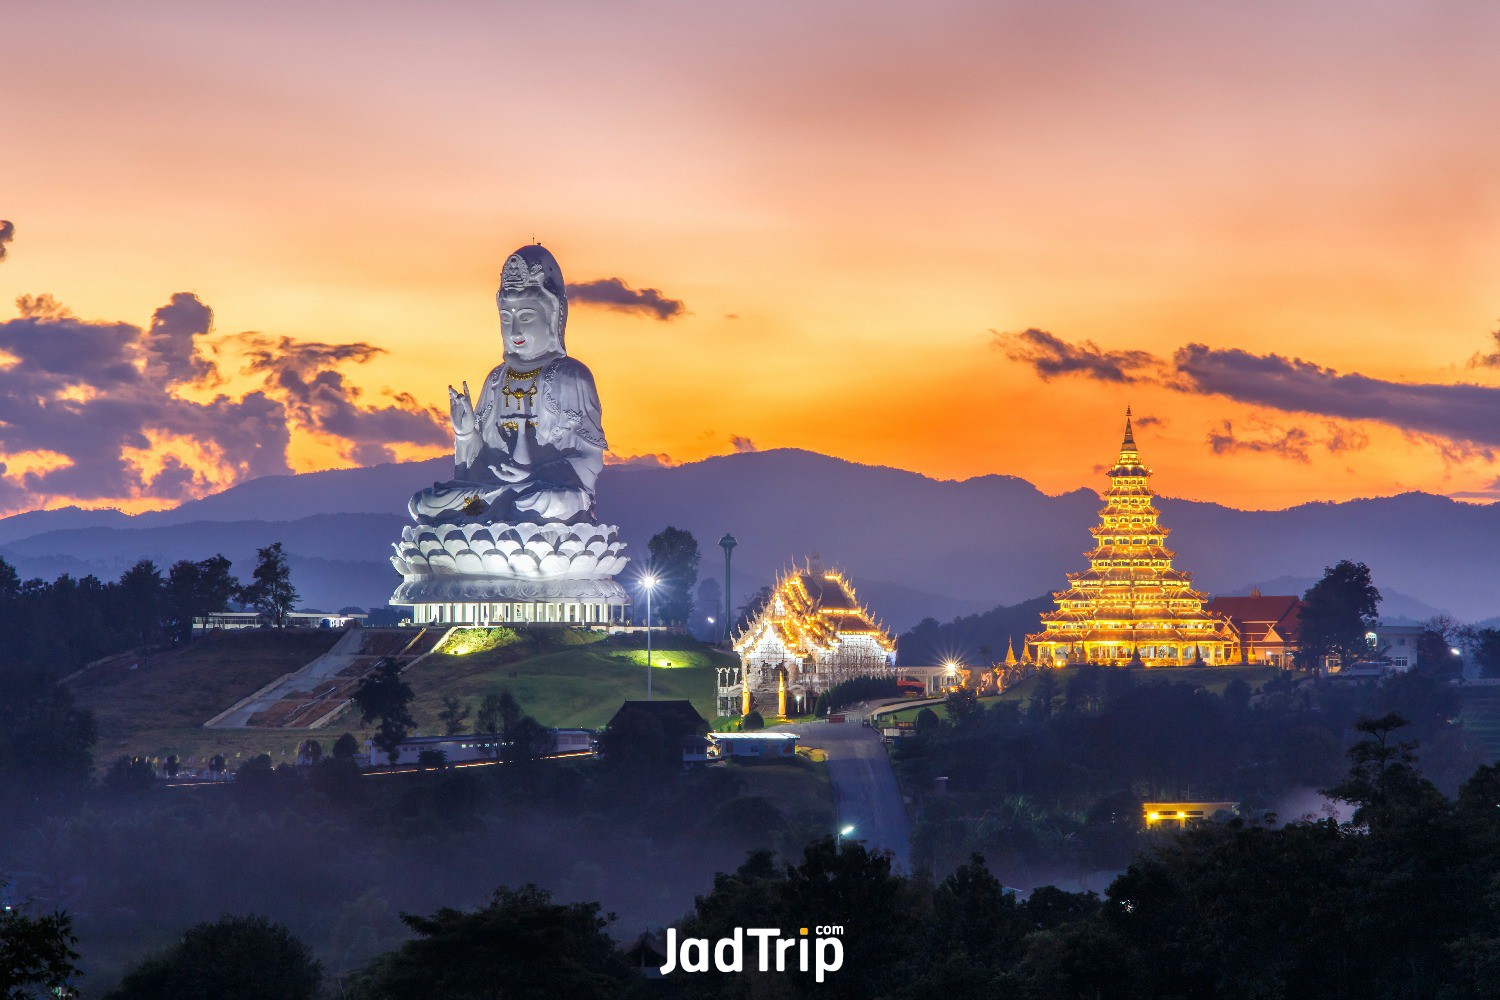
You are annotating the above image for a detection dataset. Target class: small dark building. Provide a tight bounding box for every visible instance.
[607,700,708,739]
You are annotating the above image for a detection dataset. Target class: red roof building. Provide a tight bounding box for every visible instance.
[1205,591,1302,667]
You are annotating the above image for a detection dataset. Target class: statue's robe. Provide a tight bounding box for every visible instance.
[411,356,606,525]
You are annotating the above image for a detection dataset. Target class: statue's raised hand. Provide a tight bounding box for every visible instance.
[448,382,475,435]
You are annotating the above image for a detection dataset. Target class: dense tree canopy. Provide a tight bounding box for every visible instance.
[1298,559,1382,670]
[646,526,700,626]
[0,886,80,999]
[103,915,322,1000]
[349,886,640,1000]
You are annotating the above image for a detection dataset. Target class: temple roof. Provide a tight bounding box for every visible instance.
[733,560,896,658]
[1205,595,1301,645]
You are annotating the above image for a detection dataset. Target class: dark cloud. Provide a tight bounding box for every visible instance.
[1170,343,1500,448]
[143,293,216,385]
[995,328,1157,383]
[1134,414,1165,428]
[999,329,1500,454]
[0,293,444,511]
[1206,421,1313,463]
[241,336,446,465]
[604,451,678,469]
[15,294,72,320]
[1467,326,1500,368]
[730,435,757,453]
[0,221,13,263]
[567,278,685,320]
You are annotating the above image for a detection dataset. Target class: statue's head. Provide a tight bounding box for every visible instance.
[497,244,568,364]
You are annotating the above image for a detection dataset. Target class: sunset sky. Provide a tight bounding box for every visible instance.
[4,0,1500,516]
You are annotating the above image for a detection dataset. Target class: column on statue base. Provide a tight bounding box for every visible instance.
[777,668,786,718]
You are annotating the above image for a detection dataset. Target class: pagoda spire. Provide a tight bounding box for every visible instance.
[1120,406,1137,453]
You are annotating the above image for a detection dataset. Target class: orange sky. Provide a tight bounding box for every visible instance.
[4,1,1500,514]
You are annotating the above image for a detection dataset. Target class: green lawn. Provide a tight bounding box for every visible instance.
[68,629,344,767]
[65,627,734,768]
[878,664,1283,724]
[405,629,732,731]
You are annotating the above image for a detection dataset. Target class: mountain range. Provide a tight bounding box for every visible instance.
[1,448,1495,631]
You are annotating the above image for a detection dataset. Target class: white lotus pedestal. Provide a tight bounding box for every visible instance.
[390,521,630,626]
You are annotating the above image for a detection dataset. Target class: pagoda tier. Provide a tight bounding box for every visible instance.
[1027,411,1239,667]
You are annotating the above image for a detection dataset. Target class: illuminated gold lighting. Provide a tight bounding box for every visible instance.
[1027,412,1239,667]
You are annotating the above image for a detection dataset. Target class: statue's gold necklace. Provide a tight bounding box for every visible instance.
[500,366,541,433]
[501,366,541,407]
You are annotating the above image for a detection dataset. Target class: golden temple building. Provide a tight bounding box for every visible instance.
[1027,411,1239,667]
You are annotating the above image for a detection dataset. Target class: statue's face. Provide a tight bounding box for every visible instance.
[499,291,557,362]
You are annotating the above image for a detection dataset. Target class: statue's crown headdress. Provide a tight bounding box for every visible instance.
[501,255,550,291]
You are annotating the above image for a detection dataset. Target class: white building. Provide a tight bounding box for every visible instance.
[708,731,800,759]
[365,728,595,767]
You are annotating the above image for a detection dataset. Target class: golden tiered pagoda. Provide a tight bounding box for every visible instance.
[1027,411,1239,667]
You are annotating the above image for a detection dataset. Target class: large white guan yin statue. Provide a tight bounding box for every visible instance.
[390,245,629,623]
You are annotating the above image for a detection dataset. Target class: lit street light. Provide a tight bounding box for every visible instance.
[837,824,855,847]
[643,574,658,700]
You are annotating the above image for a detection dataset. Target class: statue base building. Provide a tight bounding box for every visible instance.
[391,522,630,625]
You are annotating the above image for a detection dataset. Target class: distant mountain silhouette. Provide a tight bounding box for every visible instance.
[1,449,1496,630]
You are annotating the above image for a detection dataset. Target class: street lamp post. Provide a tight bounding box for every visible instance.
[837,824,855,848]
[719,533,737,644]
[643,574,658,701]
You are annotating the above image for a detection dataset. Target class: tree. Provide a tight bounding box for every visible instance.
[164,554,239,645]
[0,885,80,999]
[945,687,982,727]
[915,707,941,732]
[352,659,416,765]
[105,915,321,1000]
[477,691,522,736]
[114,559,165,647]
[1473,628,1500,679]
[0,669,96,812]
[1027,671,1059,723]
[1325,713,1438,827]
[646,526,700,626]
[504,715,552,766]
[239,542,298,629]
[102,755,157,796]
[742,710,765,731]
[437,695,471,736]
[1298,560,1381,672]
[349,885,636,1000]
[331,732,360,760]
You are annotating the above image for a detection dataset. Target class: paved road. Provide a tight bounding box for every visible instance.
[776,706,911,871]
